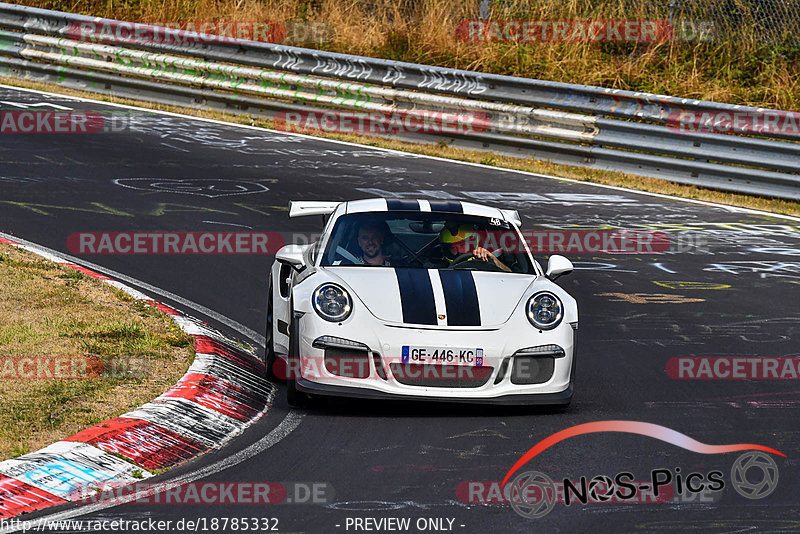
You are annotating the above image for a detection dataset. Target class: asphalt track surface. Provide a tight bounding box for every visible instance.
[1,84,799,533]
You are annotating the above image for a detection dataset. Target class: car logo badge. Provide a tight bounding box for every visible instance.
[438,314,446,320]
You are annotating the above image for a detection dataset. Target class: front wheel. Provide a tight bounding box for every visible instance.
[264,275,278,380]
[286,373,310,407]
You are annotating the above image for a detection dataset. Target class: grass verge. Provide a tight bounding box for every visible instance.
[1,76,798,218]
[0,241,193,460]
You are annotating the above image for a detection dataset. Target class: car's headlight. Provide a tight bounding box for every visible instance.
[526,291,563,330]
[312,283,352,322]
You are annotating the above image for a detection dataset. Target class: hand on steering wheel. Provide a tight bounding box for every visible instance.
[451,246,495,265]
[449,248,510,272]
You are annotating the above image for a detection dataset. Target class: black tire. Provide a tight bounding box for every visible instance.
[555,339,577,409]
[286,372,308,407]
[286,314,312,408]
[567,333,577,405]
[264,274,278,381]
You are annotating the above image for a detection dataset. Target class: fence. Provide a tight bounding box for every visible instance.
[483,0,800,45]
[0,3,798,200]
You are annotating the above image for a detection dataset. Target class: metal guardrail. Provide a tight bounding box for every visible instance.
[0,3,798,200]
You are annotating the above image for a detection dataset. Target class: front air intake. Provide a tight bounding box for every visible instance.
[510,356,555,384]
[323,348,371,379]
[389,363,493,388]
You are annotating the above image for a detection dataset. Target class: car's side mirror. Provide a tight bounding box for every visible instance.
[275,245,307,272]
[546,255,573,281]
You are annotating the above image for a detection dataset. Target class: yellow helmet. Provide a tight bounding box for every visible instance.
[439,225,478,255]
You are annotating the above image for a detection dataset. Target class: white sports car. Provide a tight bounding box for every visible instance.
[266,198,577,406]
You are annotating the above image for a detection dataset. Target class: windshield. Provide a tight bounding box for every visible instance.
[320,212,536,274]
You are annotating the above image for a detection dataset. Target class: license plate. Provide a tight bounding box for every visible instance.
[401,346,484,366]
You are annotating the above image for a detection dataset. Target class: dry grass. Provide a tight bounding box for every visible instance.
[2,75,798,217]
[13,0,800,110]
[0,243,193,459]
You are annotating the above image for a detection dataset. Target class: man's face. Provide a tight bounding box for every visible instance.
[357,226,384,258]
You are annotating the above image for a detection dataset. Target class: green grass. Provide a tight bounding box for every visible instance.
[0,243,194,459]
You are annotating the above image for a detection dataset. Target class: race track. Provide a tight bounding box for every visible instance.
[1,84,799,533]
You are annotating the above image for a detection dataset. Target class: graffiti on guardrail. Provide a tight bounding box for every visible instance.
[2,4,797,202]
[310,55,373,80]
[418,69,489,95]
[382,65,405,85]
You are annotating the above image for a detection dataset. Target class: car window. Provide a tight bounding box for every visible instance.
[321,212,536,274]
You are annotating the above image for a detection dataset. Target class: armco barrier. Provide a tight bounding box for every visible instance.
[0,234,274,520]
[0,3,798,200]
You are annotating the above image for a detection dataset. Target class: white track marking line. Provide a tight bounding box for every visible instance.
[1,82,798,223]
[0,413,303,533]
[0,80,792,528]
[0,230,299,532]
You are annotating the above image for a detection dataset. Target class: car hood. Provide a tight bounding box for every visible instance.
[325,267,536,328]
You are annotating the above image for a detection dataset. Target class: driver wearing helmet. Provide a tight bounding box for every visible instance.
[438,224,511,272]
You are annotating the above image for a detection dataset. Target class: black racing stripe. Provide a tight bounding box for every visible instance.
[438,270,481,326]
[386,199,420,211]
[428,200,463,213]
[394,268,437,325]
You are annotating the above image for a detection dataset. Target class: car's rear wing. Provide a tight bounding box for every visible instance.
[288,201,340,218]
[500,209,522,227]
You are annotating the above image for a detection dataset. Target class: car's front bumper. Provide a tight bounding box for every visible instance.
[290,307,577,405]
[295,377,573,406]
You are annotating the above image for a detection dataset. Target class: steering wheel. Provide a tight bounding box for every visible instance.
[450,252,478,266]
[449,252,504,272]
